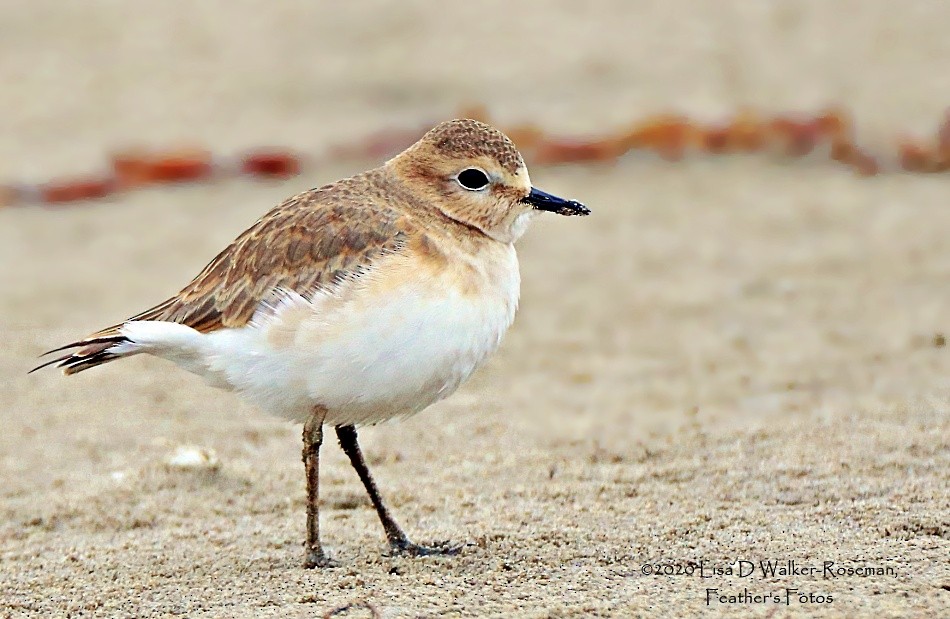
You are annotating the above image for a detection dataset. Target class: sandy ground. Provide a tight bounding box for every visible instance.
[2,1,949,617]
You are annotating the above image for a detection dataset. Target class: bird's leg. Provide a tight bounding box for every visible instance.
[336,424,459,557]
[302,407,335,568]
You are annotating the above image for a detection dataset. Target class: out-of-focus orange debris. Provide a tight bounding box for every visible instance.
[0,185,17,208]
[240,151,303,178]
[532,137,624,165]
[696,110,765,153]
[4,104,950,207]
[767,117,822,157]
[898,140,933,172]
[40,177,115,204]
[618,114,695,161]
[503,123,545,150]
[897,112,950,173]
[112,148,214,186]
[849,148,881,177]
[458,104,491,124]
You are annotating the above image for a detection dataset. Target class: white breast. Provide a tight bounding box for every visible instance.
[131,243,521,425]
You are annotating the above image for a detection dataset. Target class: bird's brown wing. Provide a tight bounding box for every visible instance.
[35,180,411,374]
[132,186,409,332]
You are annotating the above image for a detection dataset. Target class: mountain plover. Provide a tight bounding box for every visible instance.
[34,118,590,567]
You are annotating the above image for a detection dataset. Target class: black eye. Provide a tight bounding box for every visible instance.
[457,168,490,191]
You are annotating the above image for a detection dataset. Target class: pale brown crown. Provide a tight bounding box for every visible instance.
[418,119,525,175]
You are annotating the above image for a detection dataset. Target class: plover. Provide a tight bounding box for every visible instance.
[34,119,590,567]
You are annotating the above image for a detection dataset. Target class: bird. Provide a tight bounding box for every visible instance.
[33,118,590,568]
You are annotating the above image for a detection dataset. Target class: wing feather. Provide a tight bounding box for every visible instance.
[132,178,409,332]
[35,171,414,374]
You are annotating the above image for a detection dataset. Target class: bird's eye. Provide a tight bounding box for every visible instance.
[456,168,491,191]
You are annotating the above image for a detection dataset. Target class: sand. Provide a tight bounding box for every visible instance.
[1,1,948,617]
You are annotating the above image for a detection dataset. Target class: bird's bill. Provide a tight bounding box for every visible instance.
[522,187,590,216]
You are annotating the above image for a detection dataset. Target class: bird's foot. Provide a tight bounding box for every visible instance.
[303,547,340,569]
[388,538,462,557]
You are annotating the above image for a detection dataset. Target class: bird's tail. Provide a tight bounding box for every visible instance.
[30,324,135,375]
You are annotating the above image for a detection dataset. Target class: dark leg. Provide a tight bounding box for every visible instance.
[335,424,459,556]
[302,408,335,568]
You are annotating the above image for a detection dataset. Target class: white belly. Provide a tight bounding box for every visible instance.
[127,245,521,426]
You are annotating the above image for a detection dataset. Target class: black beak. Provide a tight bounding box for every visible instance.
[522,187,590,216]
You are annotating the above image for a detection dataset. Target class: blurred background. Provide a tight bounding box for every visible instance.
[2,1,948,616]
